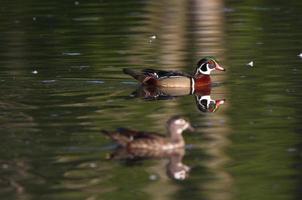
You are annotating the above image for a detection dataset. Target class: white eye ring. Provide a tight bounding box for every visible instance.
[175,119,185,125]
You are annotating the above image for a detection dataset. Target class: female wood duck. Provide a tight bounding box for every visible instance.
[102,116,194,151]
[123,57,225,94]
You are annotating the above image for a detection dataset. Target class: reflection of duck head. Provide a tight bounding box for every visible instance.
[195,95,225,113]
[166,148,190,180]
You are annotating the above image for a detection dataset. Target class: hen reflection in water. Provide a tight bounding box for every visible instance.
[102,116,194,180]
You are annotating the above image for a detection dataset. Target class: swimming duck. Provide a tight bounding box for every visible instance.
[123,57,225,94]
[102,116,194,151]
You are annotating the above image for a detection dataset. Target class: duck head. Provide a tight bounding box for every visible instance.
[194,57,225,76]
[167,162,190,180]
[195,95,225,113]
[167,116,194,135]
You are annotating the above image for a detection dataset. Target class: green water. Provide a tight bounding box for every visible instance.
[0,0,302,200]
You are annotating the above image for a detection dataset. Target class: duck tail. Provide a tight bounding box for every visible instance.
[123,68,143,82]
[101,130,111,137]
[101,130,129,147]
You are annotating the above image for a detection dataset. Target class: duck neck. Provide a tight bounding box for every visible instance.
[168,127,184,143]
[194,75,211,86]
[169,149,185,164]
[191,75,211,95]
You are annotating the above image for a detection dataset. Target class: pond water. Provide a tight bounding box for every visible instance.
[1,0,302,200]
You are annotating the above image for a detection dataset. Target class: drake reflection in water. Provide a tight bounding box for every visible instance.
[102,116,193,180]
[130,84,225,113]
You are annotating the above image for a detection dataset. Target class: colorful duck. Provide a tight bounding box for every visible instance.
[123,57,225,94]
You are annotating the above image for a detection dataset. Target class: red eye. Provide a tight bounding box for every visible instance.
[208,60,215,69]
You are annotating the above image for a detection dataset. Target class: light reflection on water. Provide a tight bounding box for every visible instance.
[0,0,302,200]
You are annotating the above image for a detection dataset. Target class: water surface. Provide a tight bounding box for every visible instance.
[0,0,302,200]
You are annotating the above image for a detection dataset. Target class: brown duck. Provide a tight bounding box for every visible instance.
[102,116,194,152]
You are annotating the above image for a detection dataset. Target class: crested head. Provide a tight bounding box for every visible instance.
[194,57,225,76]
[167,116,194,135]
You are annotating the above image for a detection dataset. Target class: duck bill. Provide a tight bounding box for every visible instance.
[187,123,195,132]
[210,99,225,112]
[215,62,226,71]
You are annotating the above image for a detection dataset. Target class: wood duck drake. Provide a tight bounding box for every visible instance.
[102,116,194,151]
[123,57,225,94]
